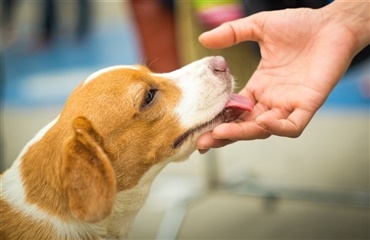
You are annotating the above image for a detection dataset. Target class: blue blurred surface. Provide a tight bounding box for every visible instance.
[322,61,369,111]
[3,21,140,107]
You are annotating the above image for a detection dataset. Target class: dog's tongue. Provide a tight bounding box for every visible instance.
[226,94,254,111]
[223,94,254,122]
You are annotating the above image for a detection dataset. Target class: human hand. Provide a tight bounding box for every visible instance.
[197,1,370,151]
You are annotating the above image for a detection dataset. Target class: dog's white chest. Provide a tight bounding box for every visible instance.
[104,161,167,238]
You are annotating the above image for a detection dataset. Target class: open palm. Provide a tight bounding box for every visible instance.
[197,7,360,149]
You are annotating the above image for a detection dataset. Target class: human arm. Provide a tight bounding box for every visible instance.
[196,0,370,151]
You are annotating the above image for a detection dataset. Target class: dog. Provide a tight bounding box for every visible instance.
[0,56,253,239]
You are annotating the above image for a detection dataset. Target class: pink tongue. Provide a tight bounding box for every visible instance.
[226,94,254,111]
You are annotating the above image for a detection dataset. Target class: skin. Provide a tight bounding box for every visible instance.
[196,0,370,152]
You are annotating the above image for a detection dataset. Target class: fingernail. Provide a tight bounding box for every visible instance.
[198,149,210,154]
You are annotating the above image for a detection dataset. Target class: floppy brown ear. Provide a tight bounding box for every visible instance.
[63,116,116,223]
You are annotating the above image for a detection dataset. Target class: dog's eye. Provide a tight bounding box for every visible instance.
[142,89,157,108]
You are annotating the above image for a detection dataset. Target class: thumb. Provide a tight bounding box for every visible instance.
[198,15,262,49]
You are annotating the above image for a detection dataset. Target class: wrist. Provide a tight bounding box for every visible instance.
[322,0,370,55]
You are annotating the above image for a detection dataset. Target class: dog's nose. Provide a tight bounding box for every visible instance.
[211,56,229,73]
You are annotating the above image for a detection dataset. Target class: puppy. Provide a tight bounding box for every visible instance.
[0,56,253,239]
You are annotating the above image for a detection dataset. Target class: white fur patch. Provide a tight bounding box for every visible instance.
[155,57,233,129]
[106,158,172,238]
[84,65,139,85]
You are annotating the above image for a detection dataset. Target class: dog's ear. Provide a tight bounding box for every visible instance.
[63,116,116,223]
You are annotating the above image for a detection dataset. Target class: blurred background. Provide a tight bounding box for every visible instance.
[1,1,369,239]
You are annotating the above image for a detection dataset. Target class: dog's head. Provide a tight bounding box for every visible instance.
[58,56,253,222]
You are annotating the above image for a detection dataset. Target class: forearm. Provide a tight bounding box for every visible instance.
[323,0,370,55]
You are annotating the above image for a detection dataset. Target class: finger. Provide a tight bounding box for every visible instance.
[212,121,272,141]
[198,15,262,49]
[196,131,236,150]
[255,108,313,138]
